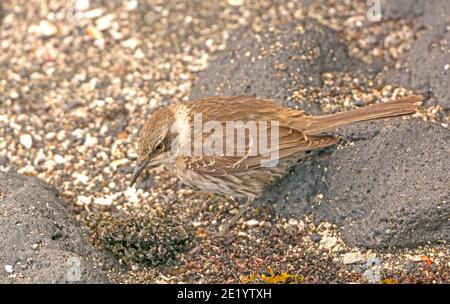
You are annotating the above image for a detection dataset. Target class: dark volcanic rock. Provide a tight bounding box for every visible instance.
[383,0,425,20]
[265,119,450,248]
[0,172,109,283]
[190,19,352,114]
[385,0,450,109]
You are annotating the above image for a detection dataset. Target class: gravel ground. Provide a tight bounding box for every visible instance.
[0,0,449,283]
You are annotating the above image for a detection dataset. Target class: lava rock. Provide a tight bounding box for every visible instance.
[383,0,425,20]
[267,119,450,248]
[0,172,109,283]
[190,19,352,114]
[385,0,450,109]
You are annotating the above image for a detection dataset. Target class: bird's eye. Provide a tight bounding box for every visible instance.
[155,143,165,152]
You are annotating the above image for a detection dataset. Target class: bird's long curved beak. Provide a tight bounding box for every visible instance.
[130,160,149,187]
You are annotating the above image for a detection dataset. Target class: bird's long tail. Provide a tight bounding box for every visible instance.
[304,95,423,134]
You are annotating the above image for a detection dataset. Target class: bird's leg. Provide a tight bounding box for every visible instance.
[218,195,256,236]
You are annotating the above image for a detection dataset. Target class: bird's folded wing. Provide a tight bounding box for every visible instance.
[183,95,337,176]
[183,126,338,177]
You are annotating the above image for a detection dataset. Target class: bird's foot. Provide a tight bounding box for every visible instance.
[216,196,256,237]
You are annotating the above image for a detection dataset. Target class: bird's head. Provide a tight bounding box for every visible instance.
[130,107,176,187]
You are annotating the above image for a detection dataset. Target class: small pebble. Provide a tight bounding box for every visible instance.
[10,90,19,99]
[342,252,366,265]
[96,14,115,31]
[246,219,259,228]
[73,173,89,185]
[288,218,298,226]
[75,0,90,11]
[123,187,136,197]
[4,265,13,273]
[311,234,321,243]
[228,0,244,6]
[94,196,113,206]
[36,20,57,37]
[84,135,98,147]
[122,38,139,49]
[77,195,92,205]
[127,0,138,11]
[319,236,338,250]
[20,134,33,149]
[54,154,65,164]
[84,8,104,19]
[45,132,56,140]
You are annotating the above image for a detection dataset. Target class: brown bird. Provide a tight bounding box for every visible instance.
[131,95,422,234]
